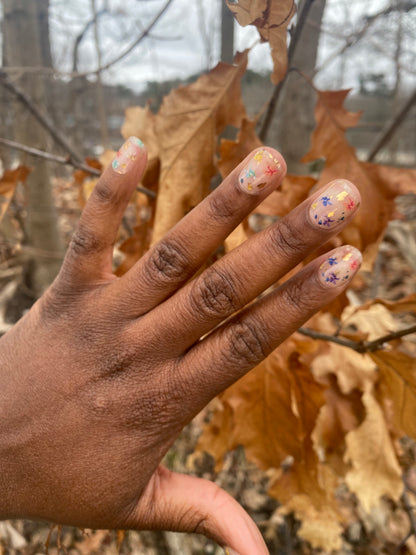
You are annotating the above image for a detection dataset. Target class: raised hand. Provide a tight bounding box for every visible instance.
[0,137,361,555]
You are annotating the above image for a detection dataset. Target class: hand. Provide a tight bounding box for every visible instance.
[0,137,361,555]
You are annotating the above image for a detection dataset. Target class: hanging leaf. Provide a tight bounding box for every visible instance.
[226,0,296,84]
[151,51,248,244]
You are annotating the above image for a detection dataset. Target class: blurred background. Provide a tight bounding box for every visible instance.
[0,1,416,553]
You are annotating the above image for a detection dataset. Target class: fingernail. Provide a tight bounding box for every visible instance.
[224,548,240,555]
[309,179,360,228]
[112,136,145,175]
[318,246,362,287]
[237,149,284,195]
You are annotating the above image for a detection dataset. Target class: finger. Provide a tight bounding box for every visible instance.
[177,245,362,413]
[141,179,360,354]
[129,466,269,555]
[61,137,147,283]
[113,148,286,314]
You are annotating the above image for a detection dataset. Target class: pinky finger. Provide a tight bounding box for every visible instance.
[179,245,362,411]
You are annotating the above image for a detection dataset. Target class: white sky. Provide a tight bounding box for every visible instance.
[48,0,416,94]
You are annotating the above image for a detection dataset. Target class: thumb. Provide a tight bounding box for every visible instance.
[130,466,269,555]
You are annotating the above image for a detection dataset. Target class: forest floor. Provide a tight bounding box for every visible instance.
[0,179,416,555]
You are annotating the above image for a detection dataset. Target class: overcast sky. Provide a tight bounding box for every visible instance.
[48,0,416,94]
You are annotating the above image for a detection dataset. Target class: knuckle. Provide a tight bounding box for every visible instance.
[93,174,120,206]
[226,318,268,366]
[69,225,105,257]
[269,219,306,258]
[191,267,240,319]
[280,279,317,315]
[146,240,192,282]
[206,192,236,223]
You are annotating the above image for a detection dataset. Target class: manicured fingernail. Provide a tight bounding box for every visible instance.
[318,246,362,287]
[112,136,145,175]
[224,548,240,555]
[237,149,284,195]
[309,179,360,228]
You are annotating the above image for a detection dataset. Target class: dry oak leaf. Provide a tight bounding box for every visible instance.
[344,389,403,513]
[355,293,416,315]
[80,151,116,205]
[312,343,377,395]
[121,105,160,193]
[197,335,325,472]
[226,0,296,84]
[371,350,416,439]
[218,117,263,179]
[302,89,416,260]
[253,174,317,219]
[152,51,248,244]
[0,165,31,223]
[270,442,344,552]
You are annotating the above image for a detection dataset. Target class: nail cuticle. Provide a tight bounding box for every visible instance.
[237,149,283,195]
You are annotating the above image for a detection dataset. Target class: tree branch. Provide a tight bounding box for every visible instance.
[86,0,174,76]
[0,74,83,163]
[0,137,156,199]
[298,324,416,353]
[367,89,416,162]
[258,0,316,142]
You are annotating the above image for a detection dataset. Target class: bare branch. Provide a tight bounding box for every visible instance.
[87,0,174,76]
[367,89,416,162]
[72,8,109,72]
[0,74,83,163]
[298,324,416,353]
[0,137,156,199]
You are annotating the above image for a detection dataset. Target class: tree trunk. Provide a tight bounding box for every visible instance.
[276,0,327,174]
[2,0,63,301]
[221,0,234,63]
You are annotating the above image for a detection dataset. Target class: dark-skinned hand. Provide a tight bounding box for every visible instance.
[0,137,361,554]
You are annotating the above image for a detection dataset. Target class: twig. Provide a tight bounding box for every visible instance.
[0,137,156,199]
[0,74,83,163]
[298,324,416,353]
[259,0,316,142]
[367,89,416,162]
[85,0,174,77]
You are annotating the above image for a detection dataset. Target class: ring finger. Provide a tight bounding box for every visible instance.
[141,178,360,354]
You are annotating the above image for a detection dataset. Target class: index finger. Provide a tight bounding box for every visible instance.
[114,148,286,314]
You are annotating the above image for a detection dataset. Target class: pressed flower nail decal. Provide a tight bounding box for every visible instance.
[309,179,360,228]
[319,246,362,287]
[112,136,145,175]
[238,149,282,194]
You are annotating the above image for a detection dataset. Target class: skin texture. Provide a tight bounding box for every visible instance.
[0,139,362,555]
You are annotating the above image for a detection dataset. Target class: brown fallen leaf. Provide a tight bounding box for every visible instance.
[197,335,325,471]
[371,350,416,439]
[344,389,403,512]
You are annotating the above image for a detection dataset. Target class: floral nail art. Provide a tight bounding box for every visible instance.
[309,180,360,228]
[112,136,145,175]
[237,149,282,194]
[319,246,362,287]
